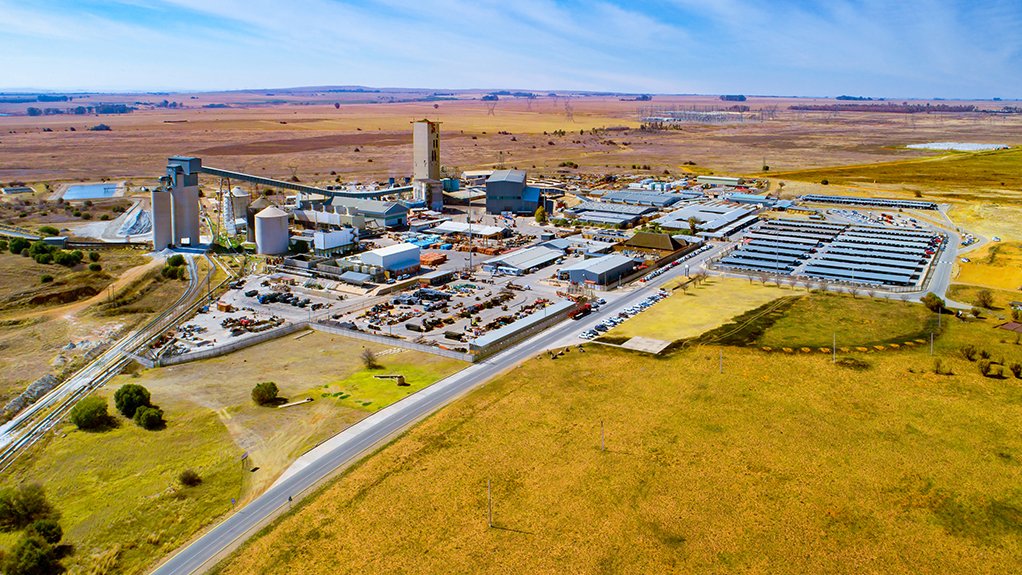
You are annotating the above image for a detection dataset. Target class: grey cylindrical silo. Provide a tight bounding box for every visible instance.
[247,196,270,243]
[254,206,290,255]
[231,187,251,222]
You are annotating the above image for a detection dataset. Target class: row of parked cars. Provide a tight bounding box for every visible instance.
[578,290,667,340]
[246,289,313,308]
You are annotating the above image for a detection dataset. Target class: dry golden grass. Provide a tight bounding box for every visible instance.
[606,277,787,343]
[216,320,1022,575]
[956,242,1022,291]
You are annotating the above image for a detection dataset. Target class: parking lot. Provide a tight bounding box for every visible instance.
[577,289,668,340]
[153,274,344,357]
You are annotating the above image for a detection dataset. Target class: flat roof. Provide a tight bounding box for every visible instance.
[428,220,507,237]
[470,299,575,349]
[366,242,420,257]
[558,254,635,274]
[484,245,563,271]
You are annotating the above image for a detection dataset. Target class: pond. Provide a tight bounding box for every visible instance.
[907,142,1009,151]
[64,183,118,200]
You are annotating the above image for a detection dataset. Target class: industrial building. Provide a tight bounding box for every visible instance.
[652,200,759,238]
[601,189,701,207]
[800,194,938,210]
[326,197,409,229]
[697,175,745,187]
[361,243,421,275]
[254,206,291,255]
[151,156,201,250]
[717,218,943,288]
[311,228,357,256]
[427,220,509,239]
[723,192,776,207]
[557,254,636,286]
[567,201,657,227]
[482,245,564,275]
[412,120,444,212]
[485,170,540,214]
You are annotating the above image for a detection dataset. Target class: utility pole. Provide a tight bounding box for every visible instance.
[487,479,493,528]
[930,332,934,356]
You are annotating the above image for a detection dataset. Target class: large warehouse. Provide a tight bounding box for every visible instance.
[485,170,540,214]
[482,245,564,275]
[361,243,421,275]
[557,254,636,286]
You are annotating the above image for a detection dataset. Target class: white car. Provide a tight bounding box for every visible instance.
[960,258,971,263]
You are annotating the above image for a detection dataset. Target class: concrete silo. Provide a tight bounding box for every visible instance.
[254,206,290,255]
[150,188,173,251]
[230,187,250,222]
[246,196,270,243]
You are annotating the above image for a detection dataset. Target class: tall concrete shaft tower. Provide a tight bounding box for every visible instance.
[412,119,443,212]
[151,156,202,250]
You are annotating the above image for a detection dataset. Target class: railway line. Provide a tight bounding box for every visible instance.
[0,252,234,472]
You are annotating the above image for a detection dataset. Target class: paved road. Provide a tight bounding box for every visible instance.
[149,254,700,575]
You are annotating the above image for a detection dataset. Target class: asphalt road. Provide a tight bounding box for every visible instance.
[149,252,702,575]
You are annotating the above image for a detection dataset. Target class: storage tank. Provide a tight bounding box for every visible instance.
[231,187,251,222]
[246,196,270,243]
[254,206,290,255]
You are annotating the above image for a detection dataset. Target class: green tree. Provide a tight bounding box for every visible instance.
[687,217,702,236]
[534,206,547,224]
[0,485,56,532]
[133,405,164,430]
[37,226,59,237]
[1,535,60,575]
[0,239,8,252]
[974,289,994,309]
[251,381,279,406]
[88,263,102,272]
[68,396,109,431]
[26,519,62,545]
[113,384,151,418]
[167,254,185,267]
[88,251,100,262]
[178,469,202,487]
[921,292,944,313]
[8,238,29,254]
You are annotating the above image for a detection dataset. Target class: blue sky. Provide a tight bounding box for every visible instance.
[1,0,1020,98]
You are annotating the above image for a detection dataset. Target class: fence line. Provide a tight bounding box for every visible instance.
[312,322,475,362]
[156,322,310,367]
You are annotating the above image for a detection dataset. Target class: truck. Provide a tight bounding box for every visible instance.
[568,303,592,320]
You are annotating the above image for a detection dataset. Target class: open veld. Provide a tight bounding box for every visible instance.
[956,242,1022,291]
[1,330,466,575]
[215,293,1022,575]
[3,92,1022,187]
[603,277,786,344]
[0,250,188,407]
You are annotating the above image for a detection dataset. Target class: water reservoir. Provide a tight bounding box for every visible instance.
[64,183,118,200]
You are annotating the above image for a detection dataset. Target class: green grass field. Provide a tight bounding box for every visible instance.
[757,292,939,349]
[772,147,1022,194]
[3,390,242,575]
[215,315,1022,575]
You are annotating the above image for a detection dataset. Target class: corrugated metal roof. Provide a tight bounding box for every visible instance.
[558,254,635,274]
[487,169,527,184]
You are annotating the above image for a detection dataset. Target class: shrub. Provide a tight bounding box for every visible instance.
[68,396,109,430]
[99,213,110,221]
[178,469,202,487]
[1010,362,1022,379]
[0,239,7,252]
[960,345,978,361]
[167,254,186,267]
[26,519,62,544]
[40,275,53,284]
[0,485,56,532]
[33,253,53,265]
[134,405,164,430]
[88,263,102,272]
[88,251,100,262]
[978,359,993,377]
[975,289,994,309]
[980,349,991,360]
[921,292,945,313]
[933,358,952,375]
[1,534,61,575]
[53,250,83,267]
[8,238,29,254]
[820,179,829,185]
[113,383,151,418]
[252,381,279,406]
[81,212,92,220]
[28,241,52,257]
[37,226,59,237]
[360,348,380,369]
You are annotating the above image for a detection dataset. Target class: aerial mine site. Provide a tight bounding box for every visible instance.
[0,2,1020,574]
